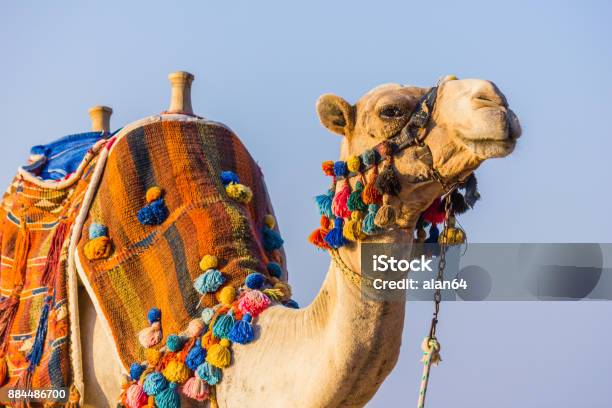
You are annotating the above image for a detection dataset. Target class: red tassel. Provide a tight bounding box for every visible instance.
[41,222,68,286]
[308,216,332,249]
[332,181,351,218]
[423,197,445,224]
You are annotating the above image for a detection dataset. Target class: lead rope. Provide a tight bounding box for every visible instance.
[417,195,451,408]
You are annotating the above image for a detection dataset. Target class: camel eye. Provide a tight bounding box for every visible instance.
[379,106,403,119]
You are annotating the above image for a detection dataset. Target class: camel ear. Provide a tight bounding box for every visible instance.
[316,94,355,136]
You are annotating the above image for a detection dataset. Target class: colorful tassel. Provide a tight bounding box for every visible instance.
[137,198,169,226]
[165,334,184,352]
[143,372,168,396]
[374,195,396,228]
[263,214,276,229]
[202,330,219,349]
[226,183,253,203]
[347,155,361,173]
[206,339,232,368]
[139,308,163,348]
[423,198,445,224]
[333,161,348,178]
[362,204,382,235]
[145,349,161,367]
[262,225,284,251]
[244,272,265,289]
[145,186,163,203]
[196,362,222,385]
[347,181,367,212]
[315,189,334,218]
[362,170,382,205]
[154,382,180,408]
[228,313,254,344]
[267,262,282,278]
[308,216,332,249]
[201,308,215,325]
[220,170,240,186]
[331,181,351,218]
[181,376,209,401]
[361,149,379,167]
[343,211,366,241]
[193,269,225,294]
[284,299,299,309]
[162,360,190,384]
[126,383,148,408]
[130,362,146,381]
[324,217,347,248]
[88,222,108,239]
[186,319,205,337]
[375,163,401,196]
[212,310,235,339]
[84,236,112,260]
[185,338,206,371]
[26,296,51,370]
[237,290,271,316]
[199,254,218,271]
[216,285,236,306]
[321,160,335,176]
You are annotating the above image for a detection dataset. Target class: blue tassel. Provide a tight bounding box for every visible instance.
[262,226,284,251]
[324,218,347,249]
[143,371,168,396]
[185,338,206,371]
[361,149,379,166]
[283,299,299,309]
[26,296,52,370]
[362,204,382,235]
[196,362,222,385]
[129,362,146,381]
[267,262,282,278]
[315,189,334,218]
[155,382,180,408]
[220,170,240,186]
[88,223,108,239]
[165,334,184,352]
[201,307,215,324]
[333,161,348,177]
[245,272,265,289]
[212,310,235,339]
[228,313,254,344]
[137,198,169,225]
[193,269,225,294]
[147,307,162,324]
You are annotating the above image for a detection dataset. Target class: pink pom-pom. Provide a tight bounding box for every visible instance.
[332,181,352,218]
[126,383,148,408]
[237,290,271,317]
[181,376,209,401]
[138,321,162,348]
[423,197,445,224]
[186,319,205,337]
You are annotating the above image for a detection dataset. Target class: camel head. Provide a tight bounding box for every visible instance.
[316,76,521,218]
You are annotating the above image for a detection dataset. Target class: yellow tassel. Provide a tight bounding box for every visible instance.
[216,285,236,305]
[145,186,163,203]
[144,348,161,367]
[199,254,218,271]
[273,281,292,301]
[162,359,190,383]
[84,236,112,260]
[347,155,361,173]
[226,183,253,203]
[343,211,366,241]
[421,337,442,366]
[263,288,284,301]
[206,338,232,368]
[438,216,466,245]
[263,214,276,229]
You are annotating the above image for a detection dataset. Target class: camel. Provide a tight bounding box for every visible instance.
[75,73,521,407]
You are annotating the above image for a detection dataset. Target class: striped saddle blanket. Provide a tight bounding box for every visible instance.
[0,114,290,407]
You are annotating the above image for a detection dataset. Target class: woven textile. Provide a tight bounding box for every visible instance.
[0,140,106,399]
[76,117,285,371]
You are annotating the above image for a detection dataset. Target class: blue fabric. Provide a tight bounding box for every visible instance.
[23,131,107,180]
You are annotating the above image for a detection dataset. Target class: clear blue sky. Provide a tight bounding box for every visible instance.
[1,1,611,406]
